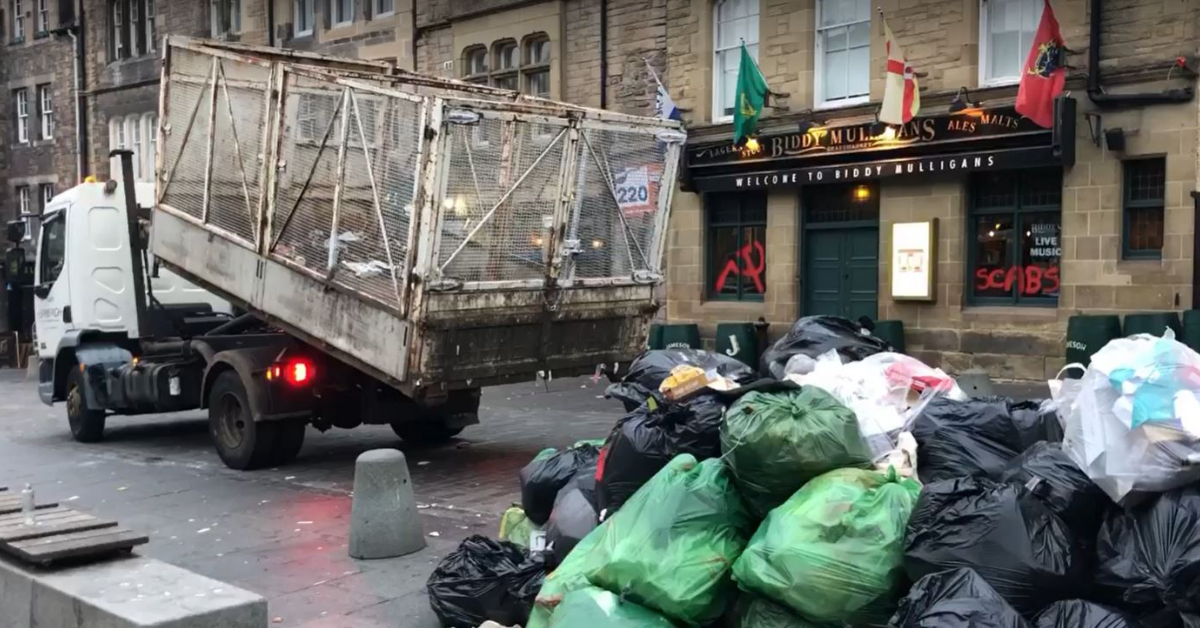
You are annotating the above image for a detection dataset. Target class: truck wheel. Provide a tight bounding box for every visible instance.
[66,368,106,443]
[271,422,307,466]
[390,421,463,446]
[209,370,277,470]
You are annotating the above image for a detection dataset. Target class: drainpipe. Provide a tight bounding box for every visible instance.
[51,18,87,183]
[599,0,608,109]
[1087,0,1192,107]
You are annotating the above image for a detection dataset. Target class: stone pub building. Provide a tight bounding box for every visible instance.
[664,0,1200,380]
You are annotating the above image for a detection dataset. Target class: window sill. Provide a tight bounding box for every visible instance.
[1116,257,1164,270]
[961,305,1059,322]
[700,296,766,306]
[9,38,25,46]
[979,77,1020,88]
[816,97,870,111]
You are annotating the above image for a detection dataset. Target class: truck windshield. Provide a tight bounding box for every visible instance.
[38,212,65,286]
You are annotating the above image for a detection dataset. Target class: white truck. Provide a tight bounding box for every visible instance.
[33,37,684,470]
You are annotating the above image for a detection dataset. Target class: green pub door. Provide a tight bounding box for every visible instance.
[802,183,880,321]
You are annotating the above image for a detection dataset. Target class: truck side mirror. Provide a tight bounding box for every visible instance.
[6,221,25,244]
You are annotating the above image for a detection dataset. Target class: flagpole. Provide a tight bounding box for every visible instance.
[643,57,668,92]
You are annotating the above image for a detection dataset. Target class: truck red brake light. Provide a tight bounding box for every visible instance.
[267,359,314,386]
[285,359,313,386]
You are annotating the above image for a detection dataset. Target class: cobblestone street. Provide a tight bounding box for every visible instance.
[0,369,622,627]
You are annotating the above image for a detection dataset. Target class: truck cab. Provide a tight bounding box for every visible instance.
[34,181,231,418]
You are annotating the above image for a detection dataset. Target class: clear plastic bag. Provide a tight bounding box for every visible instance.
[787,351,958,465]
[1062,331,1200,505]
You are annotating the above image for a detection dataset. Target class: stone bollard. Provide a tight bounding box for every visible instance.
[349,448,425,560]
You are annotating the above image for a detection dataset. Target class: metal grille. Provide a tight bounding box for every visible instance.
[158,48,270,248]
[160,49,215,220]
[568,127,666,280]
[207,59,270,245]
[267,73,423,309]
[437,116,567,283]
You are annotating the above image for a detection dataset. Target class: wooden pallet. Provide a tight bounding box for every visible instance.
[0,493,148,566]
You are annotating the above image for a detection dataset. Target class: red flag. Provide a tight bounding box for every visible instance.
[1016,0,1067,128]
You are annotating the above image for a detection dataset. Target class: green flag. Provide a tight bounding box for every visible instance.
[733,43,769,145]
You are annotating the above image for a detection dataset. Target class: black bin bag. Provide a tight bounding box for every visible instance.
[519,443,600,526]
[996,442,1110,542]
[891,567,1030,628]
[606,348,758,411]
[759,315,890,379]
[1096,487,1200,618]
[544,462,599,568]
[911,397,1024,483]
[427,536,545,628]
[1008,399,1065,449]
[595,394,725,513]
[1033,600,1140,628]
[904,476,1086,616]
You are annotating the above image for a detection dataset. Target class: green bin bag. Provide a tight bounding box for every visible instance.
[527,518,611,628]
[582,455,752,627]
[547,587,678,628]
[721,389,872,516]
[497,505,537,549]
[732,468,921,625]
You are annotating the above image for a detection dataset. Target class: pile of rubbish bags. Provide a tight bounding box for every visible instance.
[426,318,1200,628]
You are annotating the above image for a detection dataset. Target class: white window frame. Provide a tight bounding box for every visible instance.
[143,113,157,179]
[712,0,760,124]
[294,0,313,36]
[333,0,354,27]
[211,0,240,38]
[15,89,29,144]
[13,0,25,41]
[374,0,393,18]
[979,0,1040,87]
[146,0,156,51]
[40,183,53,209]
[108,114,156,181]
[38,84,52,141]
[36,0,48,35]
[17,186,31,240]
[112,0,124,60]
[130,0,140,55]
[814,0,871,110]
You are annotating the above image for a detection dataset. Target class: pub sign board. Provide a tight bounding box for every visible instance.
[685,100,1075,193]
[687,106,1050,169]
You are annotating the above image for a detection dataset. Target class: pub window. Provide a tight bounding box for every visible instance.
[707,191,767,301]
[968,170,1062,306]
[980,0,1040,86]
[816,0,870,108]
[1122,157,1165,260]
[712,0,759,122]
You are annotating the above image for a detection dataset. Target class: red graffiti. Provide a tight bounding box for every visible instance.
[715,241,766,294]
[975,265,1060,296]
